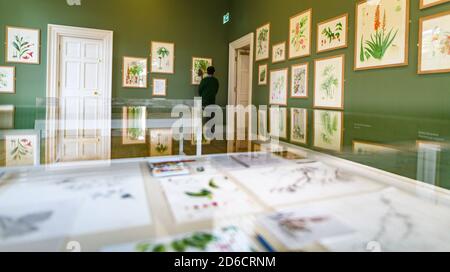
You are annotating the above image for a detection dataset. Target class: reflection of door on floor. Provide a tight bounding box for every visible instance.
[234,49,250,151]
[58,36,107,162]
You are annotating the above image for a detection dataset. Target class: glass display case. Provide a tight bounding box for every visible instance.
[1,99,450,252]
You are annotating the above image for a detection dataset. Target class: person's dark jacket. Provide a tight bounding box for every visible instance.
[199,76,219,107]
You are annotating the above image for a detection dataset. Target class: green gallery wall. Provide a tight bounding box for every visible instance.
[0,0,230,127]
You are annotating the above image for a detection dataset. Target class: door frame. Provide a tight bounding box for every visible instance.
[46,24,113,164]
[228,33,254,141]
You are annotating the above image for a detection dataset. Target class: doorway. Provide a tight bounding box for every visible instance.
[228,33,254,152]
[46,25,113,164]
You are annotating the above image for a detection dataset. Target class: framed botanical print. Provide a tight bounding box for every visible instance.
[289,9,312,59]
[272,42,286,63]
[258,108,269,141]
[353,140,399,155]
[291,63,308,98]
[150,129,173,157]
[270,107,288,139]
[355,0,410,70]
[4,130,40,167]
[192,57,213,85]
[317,14,348,53]
[256,23,271,61]
[258,64,268,85]
[0,66,15,94]
[418,11,450,74]
[314,55,345,110]
[6,26,40,64]
[420,0,450,9]
[122,57,148,88]
[153,78,167,96]
[269,68,288,106]
[122,106,147,145]
[313,110,343,152]
[290,108,308,145]
[151,41,175,74]
[0,105,15,129]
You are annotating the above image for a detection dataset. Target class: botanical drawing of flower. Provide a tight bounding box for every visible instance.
[292,109,305,140]
[135,232,216,252]
[126,62,145,85]
[275,47,284,59]
[0,72,7,88]
[12,35,35,60]
[320,112,338,145]
[293,68,306,95]
[259,68,266,82]
[360,4,398,62]
[291,15,309,51]
[156,47,170,69]
[320,65,338,100]
[257,28,269,55]
[430,27,450,57]
[9,138,33,161]
[127,107,145,141]
[321,21,343,46]
[273,76,285,100]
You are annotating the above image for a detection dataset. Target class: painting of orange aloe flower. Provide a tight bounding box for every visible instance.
[355,0,409,70]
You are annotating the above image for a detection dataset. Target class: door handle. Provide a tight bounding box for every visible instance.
[94,91,101,96]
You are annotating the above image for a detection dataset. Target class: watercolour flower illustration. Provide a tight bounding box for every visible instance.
[360,4,398,62]
[293,68,306,96]
[320,112,338,144]
[9,138,33,161]
[291,16,308,51]
[257,28,269,56]
[320,65,338,100]
[12,35,35,61]
[156,47,170,69]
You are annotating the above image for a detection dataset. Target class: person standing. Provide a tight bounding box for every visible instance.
[198,66,219,134]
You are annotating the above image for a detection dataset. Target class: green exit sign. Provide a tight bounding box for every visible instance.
[223,12,230,24]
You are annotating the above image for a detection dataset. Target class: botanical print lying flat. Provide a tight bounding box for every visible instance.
[259,208,354,250]
[150,129,173,156]
[355,0,409,70]
[0,201,78,251]
[319,187,450,252]
[5,133,39,167]
[103,226,257,252]
[0,164,152,237]
[159,174,258,223]
[228,162,384,207]
[418,11,450,74]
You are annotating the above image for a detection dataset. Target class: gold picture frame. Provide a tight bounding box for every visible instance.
[152,78,167,97]
[272,42,286,63]
[290,62,309,99]
[258,64,268,85]
[255,22,271,62]
[269,68,288,106]
[122,56,148,89]
[313,54,345,110]
[289,9,312,60]
[312,109,344,152]
[150,41,175,74]
[420,0,450,9]
[192,57,213,85]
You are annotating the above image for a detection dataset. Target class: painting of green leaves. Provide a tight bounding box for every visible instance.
[269,69,288,105]
[122,57,147,88]
[151,41,175,74]
[314,55,344,109]
[272,42,286,63]
[355,0,409,70]
[6,26,40,64]
[122,106,146,145]
[290,108,307,144]
[5,133,39,167]
[317,14,348,53]
[150,129,173,157]
[0,66,15,93]
[289,9,312,59]
[256,23,270,61]
[313,110,342,152]
[192,57,213,85]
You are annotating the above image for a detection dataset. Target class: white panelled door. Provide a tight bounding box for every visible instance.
[59,36,107,162]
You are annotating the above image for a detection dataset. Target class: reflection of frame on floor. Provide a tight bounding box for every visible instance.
[352,140,400,155]
[0,105,15,129]
[2,129,40,167]
[416,140,445,187]
[191,113,211,145]
[149,128,173,157]
[122,106,147,145]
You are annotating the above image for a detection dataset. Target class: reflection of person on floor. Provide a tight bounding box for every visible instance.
[199,67,219,134]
